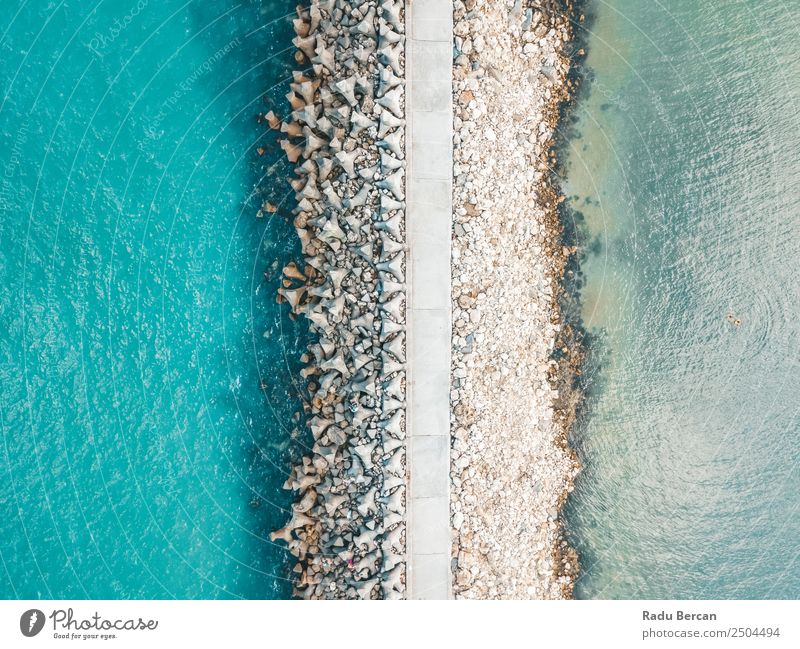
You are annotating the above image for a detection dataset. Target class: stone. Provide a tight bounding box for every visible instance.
[449,0,578,601]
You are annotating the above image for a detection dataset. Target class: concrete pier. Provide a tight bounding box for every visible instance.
[405,0,453,600]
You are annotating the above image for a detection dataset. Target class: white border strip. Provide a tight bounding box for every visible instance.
[406,0,453,600]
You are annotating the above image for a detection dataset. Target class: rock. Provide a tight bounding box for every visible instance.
[450,0,578,601]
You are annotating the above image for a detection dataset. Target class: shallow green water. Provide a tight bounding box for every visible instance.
[0,1,307,598]
[562,0,800,598]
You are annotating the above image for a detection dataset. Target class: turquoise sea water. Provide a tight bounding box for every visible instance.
[0,1,307,598]
[563,0,800,598]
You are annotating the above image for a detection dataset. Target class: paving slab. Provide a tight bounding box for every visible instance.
[411,437,450,496]
[410,496,450,555]
[411,0,452,42]
[411,553,451,600]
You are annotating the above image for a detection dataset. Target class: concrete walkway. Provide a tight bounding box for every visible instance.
[406,0,452,600]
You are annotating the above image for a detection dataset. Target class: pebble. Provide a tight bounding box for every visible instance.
[450,0,579,601]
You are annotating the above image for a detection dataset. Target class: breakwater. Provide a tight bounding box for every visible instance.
[269,0,408,599]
